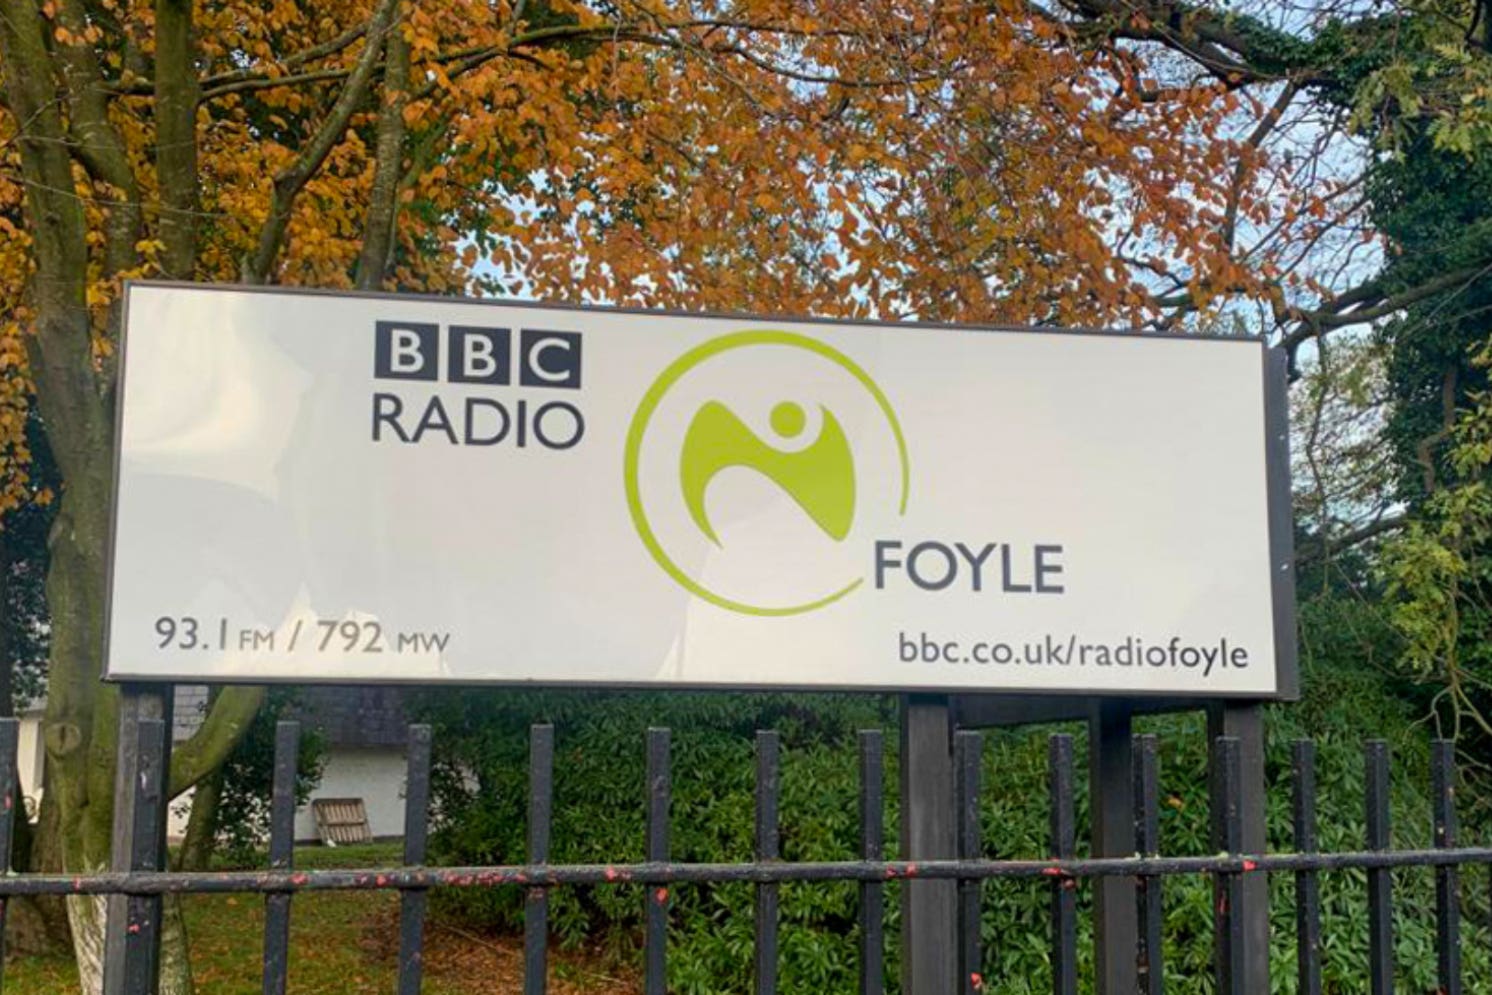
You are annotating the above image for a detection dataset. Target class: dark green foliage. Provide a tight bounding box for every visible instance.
[416,691,898,987]
[1347,4,1492,791]
[415,604,1488,994]
[1373,130,1492,772]
[0,406,57,711]
[1378,139,1492,506]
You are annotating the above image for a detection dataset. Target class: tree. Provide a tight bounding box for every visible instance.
[1373,132,1492,758]
[1380,342,1492,748]
[1051,0,1492,771]
[1052,0,1492,359]
[0,1,1312,989]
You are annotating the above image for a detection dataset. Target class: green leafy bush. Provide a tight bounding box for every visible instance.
[414,599,1488,993]
[416,691,896,986]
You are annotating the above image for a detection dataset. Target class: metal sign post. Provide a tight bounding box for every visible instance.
[1209,701,1269,994]
[102,683,174,995]
[1089,700,1138,993]
[900,695,957,995]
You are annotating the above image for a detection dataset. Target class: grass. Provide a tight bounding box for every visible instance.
[8,844,636,994]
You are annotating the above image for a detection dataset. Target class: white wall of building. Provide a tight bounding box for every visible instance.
[19,741,417,847]
[17,712,44,820]
[295,746,409,842]
[167,746,411,843]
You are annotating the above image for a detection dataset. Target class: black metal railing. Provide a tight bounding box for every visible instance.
[0,717,1488,994]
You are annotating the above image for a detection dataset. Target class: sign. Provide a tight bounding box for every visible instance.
[105,283,1295,695]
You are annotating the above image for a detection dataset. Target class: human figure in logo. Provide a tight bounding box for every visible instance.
[679,399,855,545]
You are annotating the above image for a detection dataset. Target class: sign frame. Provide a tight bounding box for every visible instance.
[103,280,1297,699]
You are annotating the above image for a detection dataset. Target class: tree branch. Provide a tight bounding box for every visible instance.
[1055,0,1321,84]
[1296,514,1408,566]
[168,686,266,799]
[55,0,142,281]
[155,0,201,279]
[1280,262,1492,353]
[0,0,101,480]
[1417,368,1459,495]
[103,23,372,98]
[205,22,368,85]
[1223,82,1298,252]
[241,0,403,284]
[355,17,411,290]
[198,16,941,105]
[201,65,354,102]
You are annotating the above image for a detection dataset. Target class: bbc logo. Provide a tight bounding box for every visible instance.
[374,321,582,389]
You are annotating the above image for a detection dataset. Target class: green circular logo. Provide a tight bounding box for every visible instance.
[624,330,910,616]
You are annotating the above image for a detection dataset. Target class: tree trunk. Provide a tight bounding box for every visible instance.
[355,20,410,290]
[18,789,72,952]
[38,469,192,994]
[67,889,108,995]
[154,0,199,279]
[64,888,194,995]
[1,0,416,978]
[41,471,258,992]
[4,892,65,957]
[177,771,221,872]
[159,898,194,994]
[5,761,69,956]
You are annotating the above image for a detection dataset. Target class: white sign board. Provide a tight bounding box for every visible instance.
[106,283,1295,695]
